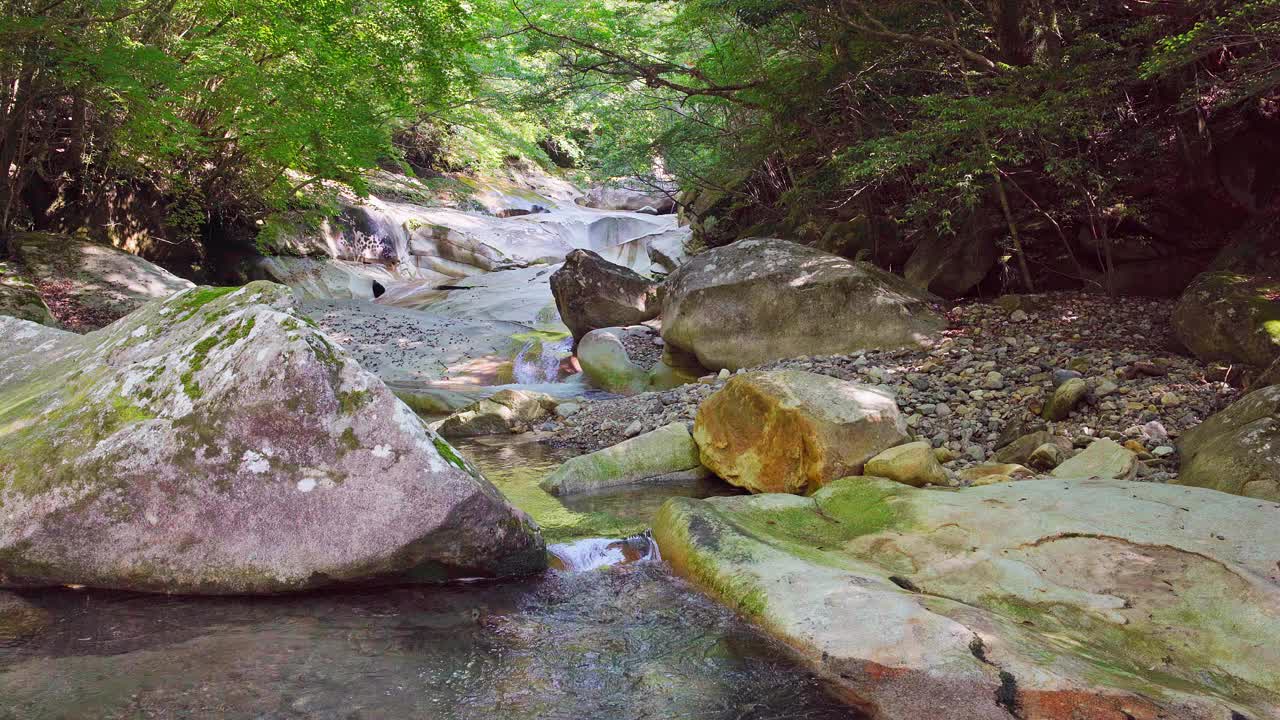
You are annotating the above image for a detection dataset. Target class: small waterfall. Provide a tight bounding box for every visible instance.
[548,533,661,572]
[512,336,573,384]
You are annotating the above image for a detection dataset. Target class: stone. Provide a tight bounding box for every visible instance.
[1043,377,1088,420]
[1094,380,1119,398]
[551,249,663,344]
[968,473,1014,486]
[661,238,944,371]
[995,430,1054,464]
[577,326,652,395]
[864,442,952,487]
[1009,309,1028,322]
[693,370,907,494]
[554,402,581,418]
[981,371,1004,389]
[1153,445,1175,457]
[578,182,677,214]
[11,232,194,331]
[0,260,57,327]
[1051,438,1138,480]
[1177,384,1280,500]
[0,591,50,640]
[436,389,558,438]
[933,447,956,464]
[957,463,1034,483]
[539,423,705,496]
[1051,368,1082,387]
[1172,270,1280,368]
[1027,442,1063,470]
[0,282,545,593]
[654,477,1280,720]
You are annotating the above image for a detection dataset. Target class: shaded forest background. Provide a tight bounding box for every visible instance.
[1,0,1277,291]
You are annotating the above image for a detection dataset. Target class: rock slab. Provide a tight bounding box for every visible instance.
[655,477,1280,720]
[0,282,545,593]
[539,422,704,496]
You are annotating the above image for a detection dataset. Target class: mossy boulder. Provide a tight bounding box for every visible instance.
[0,281,545,594]
[436,389,558,438]
[661,239,944,371]
[577,326,651,395]
[11,232,194,331]
[693,370,908,494]
[539,422,705,496]
[1172,271,1280,368]
[1177,384,1280,500]
[654,477,1280,720]
[0,261,57,327]
[1042,377,1087,420]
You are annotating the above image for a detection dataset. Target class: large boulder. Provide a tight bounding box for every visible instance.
[11,232,194,331]
[0,260,56,327]
[693,370,908,494]
[1177,384,1280,500]
[1172,271,1280,367]
[435,389,558,438]
[0,282,545,593]
[540,423,704,496]
[577,182,677,214]
[903,231,998,299]
[655,477,1280,720]
[662,239,944,371]
[550,249,663,344]
[577,326,652,395]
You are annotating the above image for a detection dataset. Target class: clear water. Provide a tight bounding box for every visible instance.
[0,436,859,720]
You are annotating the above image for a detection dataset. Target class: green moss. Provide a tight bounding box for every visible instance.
[339,427,359,452]
[181,316,256,399]
[432,436,468,471]
[337,389,371,415]
[171,286,238,321]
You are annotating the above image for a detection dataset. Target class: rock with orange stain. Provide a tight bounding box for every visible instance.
[692,370,908,494]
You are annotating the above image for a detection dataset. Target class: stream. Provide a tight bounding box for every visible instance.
[0,435,861,720]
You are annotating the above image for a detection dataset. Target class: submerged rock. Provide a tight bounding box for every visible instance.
[11,232,194,331]
[1177,384,1280,500]
[0,282,545,593]
[436,389,558,438]
[539,422,704,496]
[0,591,49,640]
[693,370,907,494]
[550,249,663,344]
[655,477,1280,720]
[661,238,944,371]
[1173,271,1280,368]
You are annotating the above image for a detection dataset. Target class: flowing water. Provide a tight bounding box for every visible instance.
[0,436,861,720]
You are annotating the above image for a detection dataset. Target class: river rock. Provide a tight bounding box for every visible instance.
[0,282,545,593]
[551,249,663,344]
[661,238,944,371]
[956,463,1034,483]
[903,229,998,299]
[1027,442,1063,470]
[0,591,49,640]
[1177,384,1280,500]
[994,430,1054,464]
[577,182,676,214]
[693,370,907,494]
[654,477,1280,720]
[0,260,57,327]
[1172,271,1280,367]
[864,441,951,487]
[539,422,704,495]
[436,389,558,438]
[577,326,651,395]
[1042,377,1087,420]
[11,232,194,331]
[1051,438,1138,480]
